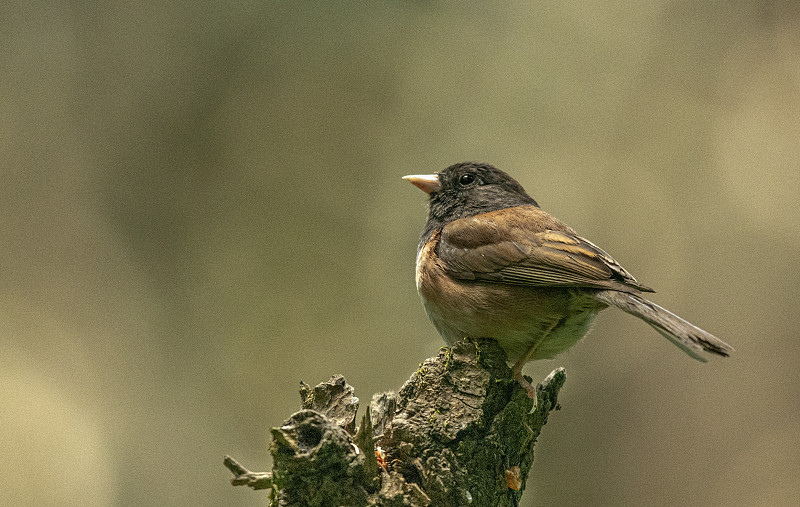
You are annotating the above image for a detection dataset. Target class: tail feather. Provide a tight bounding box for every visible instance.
[594,290,734,361]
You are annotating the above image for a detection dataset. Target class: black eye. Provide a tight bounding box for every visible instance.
[459,173,476,185]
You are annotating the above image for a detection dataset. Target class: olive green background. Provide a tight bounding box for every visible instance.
[3,2,799,506]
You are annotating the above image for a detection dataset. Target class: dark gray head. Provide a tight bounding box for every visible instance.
[404,162,538,240]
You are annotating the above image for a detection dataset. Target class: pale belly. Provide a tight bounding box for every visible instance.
[423,292,603,361]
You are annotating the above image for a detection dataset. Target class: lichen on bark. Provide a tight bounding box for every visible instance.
[225,338,566,506]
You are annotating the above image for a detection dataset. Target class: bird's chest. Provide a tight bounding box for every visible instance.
[415,237,443,293]
[416,237,470,321]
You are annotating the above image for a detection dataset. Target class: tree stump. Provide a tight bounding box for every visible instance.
[225,338,566,506]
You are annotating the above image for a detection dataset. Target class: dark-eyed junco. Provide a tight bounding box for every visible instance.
[404,162,733,397]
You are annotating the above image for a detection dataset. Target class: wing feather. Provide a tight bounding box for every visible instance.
[437,206,653,292]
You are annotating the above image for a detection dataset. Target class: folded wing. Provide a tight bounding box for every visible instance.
[438,206,653,293]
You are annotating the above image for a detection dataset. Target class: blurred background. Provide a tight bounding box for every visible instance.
[2,1,799,506]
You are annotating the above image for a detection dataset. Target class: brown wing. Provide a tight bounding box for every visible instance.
[437,205,653,292]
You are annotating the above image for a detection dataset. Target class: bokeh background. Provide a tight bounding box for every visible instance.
[3,2,799,506]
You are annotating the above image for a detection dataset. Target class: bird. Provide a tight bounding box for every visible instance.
[403,162,733,397]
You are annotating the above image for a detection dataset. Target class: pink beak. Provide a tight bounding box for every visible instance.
[402,174,441,194]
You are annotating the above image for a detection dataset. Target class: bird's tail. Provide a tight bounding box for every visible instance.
[594,290,734,362]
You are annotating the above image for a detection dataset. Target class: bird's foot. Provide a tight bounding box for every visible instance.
[513,371,538,399]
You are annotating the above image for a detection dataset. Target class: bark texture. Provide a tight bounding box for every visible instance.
[225,338,566,506]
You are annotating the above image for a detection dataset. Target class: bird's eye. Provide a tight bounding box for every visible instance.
[459,173,476,185]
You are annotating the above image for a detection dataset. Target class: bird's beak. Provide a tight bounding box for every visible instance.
[402,174,441,194]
